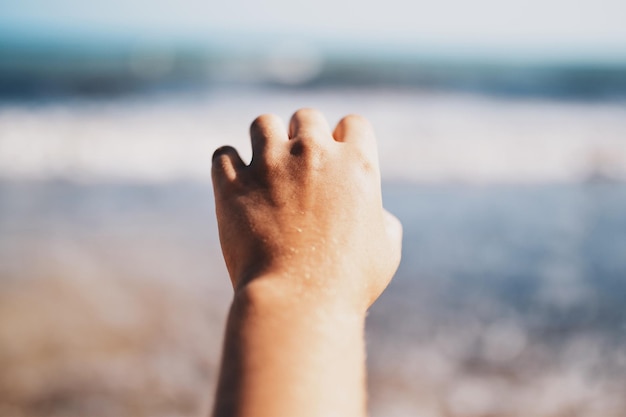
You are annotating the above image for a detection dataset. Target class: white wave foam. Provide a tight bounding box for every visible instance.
[1,89,625,183]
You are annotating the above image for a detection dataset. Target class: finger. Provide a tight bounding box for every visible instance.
[212,145,246,187]
[288,108,333,142]
[335,112,376,149]
[333,114,374,144]
[250,114,288,162]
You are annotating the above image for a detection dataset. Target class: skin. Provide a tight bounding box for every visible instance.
[211,108,402,417]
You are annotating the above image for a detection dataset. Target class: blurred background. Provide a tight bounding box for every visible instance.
[1,1,626,416]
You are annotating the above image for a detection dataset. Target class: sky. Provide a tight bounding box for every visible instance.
[1,0,626,58]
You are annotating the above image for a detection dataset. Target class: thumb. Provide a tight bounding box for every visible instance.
[383,209,403,272]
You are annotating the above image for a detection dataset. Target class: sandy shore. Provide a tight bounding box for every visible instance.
[1,180,625,417]
[1,89,626,416]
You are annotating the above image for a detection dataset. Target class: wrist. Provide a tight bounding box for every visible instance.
[233,274,367,323]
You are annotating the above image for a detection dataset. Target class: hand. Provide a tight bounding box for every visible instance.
[211,108,402,313]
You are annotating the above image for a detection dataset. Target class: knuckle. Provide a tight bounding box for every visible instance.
[212,145,237,164]
[290,136,325,168]
[342,113,368,125]
[293,108,320,118]
[296,134,322,150]
[352,148,376,174]
[250,113,278,133]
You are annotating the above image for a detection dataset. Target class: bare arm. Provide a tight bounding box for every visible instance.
[211,109,402,417]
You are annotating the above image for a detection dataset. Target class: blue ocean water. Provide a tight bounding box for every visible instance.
[2,180,624,338]
[380,183,626,335]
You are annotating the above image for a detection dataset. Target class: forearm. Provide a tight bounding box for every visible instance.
[212,279,368,417]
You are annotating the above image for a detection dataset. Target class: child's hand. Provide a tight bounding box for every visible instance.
[212,108,402,313]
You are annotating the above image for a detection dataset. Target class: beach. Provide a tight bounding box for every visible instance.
[1,88,626,416]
